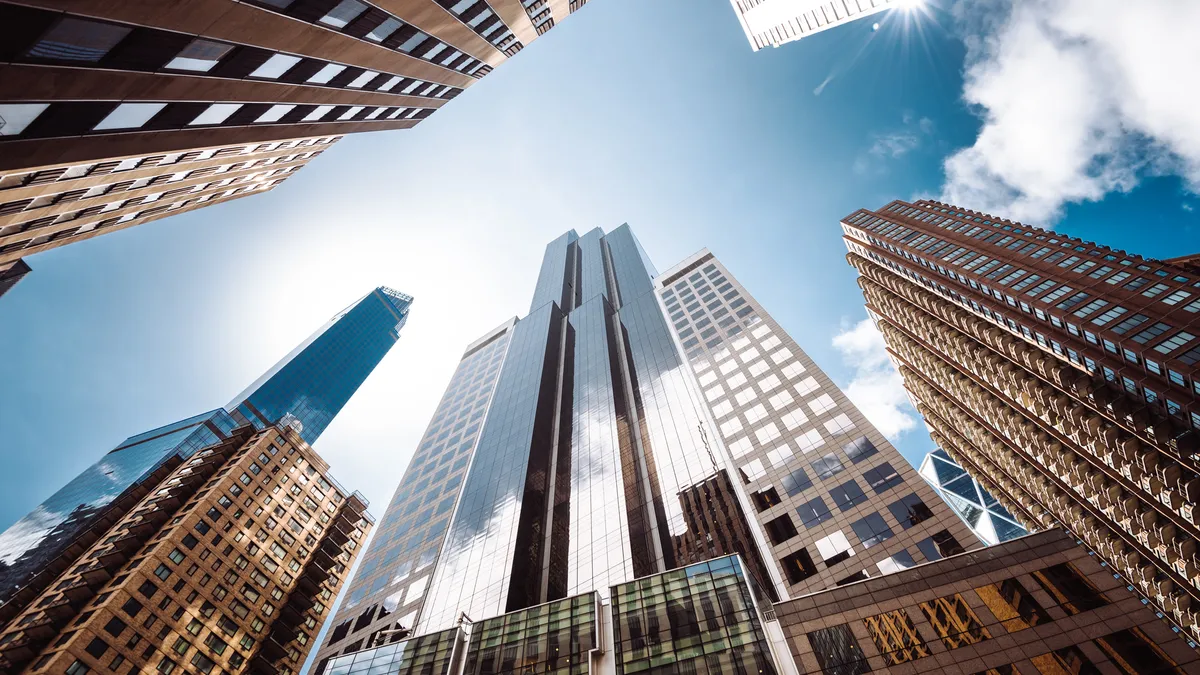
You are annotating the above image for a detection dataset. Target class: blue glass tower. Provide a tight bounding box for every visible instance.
[0,287,411,605]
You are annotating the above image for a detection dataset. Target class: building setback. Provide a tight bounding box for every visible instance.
[0,287,410,620]
[728,0,897,51]
[312,225,974,672]
[0,0,591,294]
[841,198,1200,641]
[0,422,373,675]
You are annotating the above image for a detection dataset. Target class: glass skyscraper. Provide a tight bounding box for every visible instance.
[918,449,1028,546]
[0,286,411,607]
[313,226,970,673]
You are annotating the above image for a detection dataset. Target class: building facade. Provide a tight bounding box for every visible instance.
[919,449,1028,546]
[778,528,1199,674]
[728,0,896,51]
[312,225,972,672]
[0,0,591,292]
[0,422,373,675]
[0,136,336,297]
[0,287,409,618]
[841,198,1200,641]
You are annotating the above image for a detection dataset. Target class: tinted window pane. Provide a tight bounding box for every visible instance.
[28,18,130,62]
[843,436,878,463]
[808,624,870,675]
[830,480,867,511]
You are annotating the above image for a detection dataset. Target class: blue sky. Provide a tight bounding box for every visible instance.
[2,0,1199,535]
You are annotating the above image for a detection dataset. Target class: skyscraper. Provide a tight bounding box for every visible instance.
[313,225,970,671]
[0,422,374,675]
[0,286,410,620]
[728,0,898,51]
[918,449,1028,546]
[0,0,591,292]
[842,198,1200,640]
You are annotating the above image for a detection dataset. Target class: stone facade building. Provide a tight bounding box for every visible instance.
[0,423,372,675]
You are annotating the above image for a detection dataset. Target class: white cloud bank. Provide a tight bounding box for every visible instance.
[942,0,1200,224]
[832,318,917,440]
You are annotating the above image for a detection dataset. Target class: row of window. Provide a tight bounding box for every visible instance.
[1,152,315,226]
[846,238,1200,433]
[0,99,433,142]
[3,4,484,92]
[0,137,338,192]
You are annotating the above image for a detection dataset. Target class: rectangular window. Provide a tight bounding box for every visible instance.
[28,17,131,62]
[918,593,990,649]
[165,38,232,72]
[807,625,870,675]
[888,494,932,529]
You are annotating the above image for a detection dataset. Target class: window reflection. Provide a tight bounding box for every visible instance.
[807,623,870,675]
[1030,563,1109,616]
[863,608,930,666]
[918,593,991,650]
[974,578,1050,633]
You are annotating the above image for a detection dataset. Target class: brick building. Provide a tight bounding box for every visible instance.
[0,422,372,675]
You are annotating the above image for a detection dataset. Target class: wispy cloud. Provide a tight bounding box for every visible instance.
[813,73,836,97]
[832,318,917,440]
[1185,203,1195,213]
[854,114,935,174]
[941,0,1200,224]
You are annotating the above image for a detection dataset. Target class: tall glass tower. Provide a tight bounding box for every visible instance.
[0,287,411,608]
[313,227,968,671]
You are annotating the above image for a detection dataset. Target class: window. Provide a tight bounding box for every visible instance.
[85,637,109,658]
[65,660,90,675]
[918,593,990,649]
[823,413,854,436]
[250,53,301,79]
[974,578,1050,633]
[888,493,932,528]
[0,104,48,136]
[103,617,127,638]
[1154,331,1196,355]
[189,103,242,126]
[876,550,916,574]
[780,466,813,496]
[863,462,902,494]
[763,514,798,544]
[94,103,167,131]
[318,0,368,27]
[1164,290,1192,306]
[796,497,832,528]
[850,513,894,548]
[739,459,766,482]
[1131,322,1171,345]
[27,17,131,62]
[795,429,825,453]
[808,394,836,415]
[842,436,878,463]
[811,453,845,480]
[751,487,781,511]
[165,38,232,71]
[781,549,819,584]
[916,530,964,561]
[807,624,870,675]
[815,531,854,567]
[1030,563,1108,615]
[301,105,335,122]
[308,63,347,84]
[366,17,403,42]
[830,480,867,511]
[862,609,929,666]
[256,104,296,123]
[1094,628,1181,675]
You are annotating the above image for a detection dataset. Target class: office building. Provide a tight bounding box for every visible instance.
[919,449,1028,546]
[729,0,897,51]
[313,225,970,672]
[778,528,1199,674]
[841,198,1200,640]
[0,422,374,675]
[0,0,590,292]
[0,287,409,620]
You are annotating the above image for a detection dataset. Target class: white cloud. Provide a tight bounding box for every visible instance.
[855,114,934,174]
[942,0,1200,224]
[832,318,917,440]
